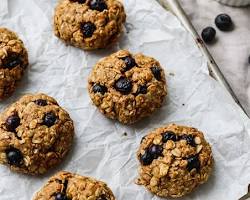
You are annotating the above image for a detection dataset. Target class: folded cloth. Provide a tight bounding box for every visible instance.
[180,0,250,114]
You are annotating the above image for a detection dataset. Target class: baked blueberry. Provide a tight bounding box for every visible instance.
[140,150,154,166]
[55,192,68,200]
[6,114,20,132]
[148,145,163,159]
[215,14,233,31]
[5,148,23,166]
[181,134,196,147]
[92,83,107,95]
[3,53,22,69]
[89,0,107,12]
[201,27,216,43]
[151,66,162,81]
[70,0,86,3]
[162,131,178,143]
[115,77,132,94]
[81,22,96,38]
[136,85,147,95]
[121,56,137,71]
[34,99,48,106]
[248,55,250,64]
[187,155,200,172]
[43,112,57,127]
[97,194,108,200]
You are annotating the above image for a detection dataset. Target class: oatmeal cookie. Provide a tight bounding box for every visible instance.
[136,124,214,198]
[0,93,74,175]
[32,171,116,200]
[88,50,167,124]
[0,28,28,99]
[54,0,126,50]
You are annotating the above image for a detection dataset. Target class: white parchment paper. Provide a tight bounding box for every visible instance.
[0,0,250,199]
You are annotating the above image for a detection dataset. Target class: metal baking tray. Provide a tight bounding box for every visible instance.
[157,0,249,120]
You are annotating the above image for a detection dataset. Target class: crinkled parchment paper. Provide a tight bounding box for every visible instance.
[0,0,250,199]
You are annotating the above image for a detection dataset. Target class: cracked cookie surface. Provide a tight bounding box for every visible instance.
[136,124,214,198]
[88,50,167,124]
[0,93,74,175]
[54,0,126,50]
[32,171,116,200]
[0,28,28,99]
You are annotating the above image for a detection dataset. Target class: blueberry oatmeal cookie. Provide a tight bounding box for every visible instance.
[136,124,213,198]
[0,28,28,99]
[88,50,167,124]
[0,93,74,175]
[32,171,116,200]
[54,0,126,50]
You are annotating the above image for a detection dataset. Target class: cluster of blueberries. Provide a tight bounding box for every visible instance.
[201,13,233,43]
[140,131,201,172]
[92,55,162,95]
[202,14,250,67]
[72,0,108,37]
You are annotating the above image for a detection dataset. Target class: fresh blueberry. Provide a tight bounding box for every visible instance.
[151,66,162,81]
[140,150,154,166]
[187,155,200,172]
[81,22,96,38]
[148,145,163,159]
[201,27,216,43]
[136,85,147,95]
[92,83,107,95]
[6,115,20,132]
[5,148,23,166]
[121,56,137,71]
[43,112,57,127]
[115,77,132,94]
[70,0,86,3]
[215,14,233,31]
[3,54,22,69]
[55,192,68,200]
[181,135,196,147]
[162,131,178,143]
[89,0,107,12]
[34,99,48,106]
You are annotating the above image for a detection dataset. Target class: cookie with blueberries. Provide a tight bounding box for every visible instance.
[32,171,116,200]
[53,0,126,50]
[136,124,213,198]
[88,50,167,124]
[0,93,74,175]
[0,28,28,99]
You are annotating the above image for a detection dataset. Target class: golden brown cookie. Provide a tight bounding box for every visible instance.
[54,0,126,50]
[32,171,116,200]
[136,124,214,198]
[0,28,28,99]
[88,50,167,124]
[0,93,74,175]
